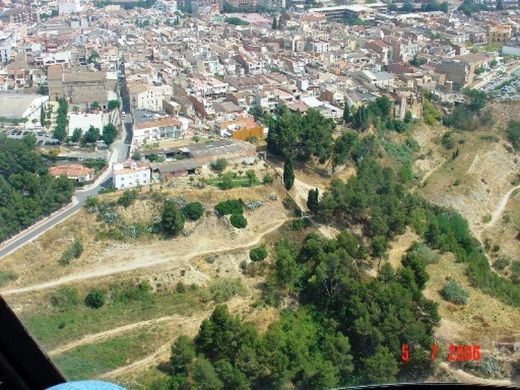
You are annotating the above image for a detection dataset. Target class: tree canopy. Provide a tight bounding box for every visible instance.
[0,136,74,241]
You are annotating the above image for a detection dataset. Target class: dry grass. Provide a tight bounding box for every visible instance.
[481,189,520,265]
[424,254,520,350]
[418,129,519,236]
[0,184,289,291]
[386,229,421,270]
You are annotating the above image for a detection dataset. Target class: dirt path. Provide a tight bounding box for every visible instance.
[438,362,512,385]
[419,160,445,187]
[48,314,197,357]
[99,296,250,380]
[479,184,520,240]
[2,218,288,296]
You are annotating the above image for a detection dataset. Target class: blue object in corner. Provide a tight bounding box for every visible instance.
[47,381,127,390]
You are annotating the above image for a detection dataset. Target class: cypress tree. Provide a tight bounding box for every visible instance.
[283,157,295,190]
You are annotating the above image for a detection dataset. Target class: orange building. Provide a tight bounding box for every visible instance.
[218,116,265,141]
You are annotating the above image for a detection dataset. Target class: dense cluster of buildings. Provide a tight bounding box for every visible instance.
[2,0,520,188]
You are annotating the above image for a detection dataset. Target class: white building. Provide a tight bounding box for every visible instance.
[133,116,183,145]
[128,83,173,112]
[68,110,119,136]
[59,0,82,14]
[112,161,151,189]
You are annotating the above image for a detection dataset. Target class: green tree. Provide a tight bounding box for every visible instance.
[84,288,105,308]
[132,151,142,161]
[283,158,294,190]
[189,357,223,390]
[170,335,195,374]
[343,101,351,123]
[363,346,399,384]
[506,120,520,151]
[214,360,250,390]
[71,128,82,143]
[22,134,37,149]
[90,101,101,110]
[404,110,413,123]
[245,169,258,186]
[102,123,118,145]
[272,16,278,29]
[183,201,204,220]
[40,106,46,127]
[83,126,100,144]
[107,100,120,110]
[230,213,247,228]
[250,245,267,261]
[161,199,185,235]
[307,188,319,214]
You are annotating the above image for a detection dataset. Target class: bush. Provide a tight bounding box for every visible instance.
[262,174,273,184]
[85,288,106,308]
[440,280,468,305]
[210,158,228,173]
[59,238,84,265]
[199,278,244,303]
[117,190,138,208]
[49,287,79,310]
[0,269,18,287]
[183,201,204,220]
[230,214,247,229]
[215,200,243,216]
[511,262,520,284]
[113,281,152,303]
[291,217,312,231]
[250,245,267,262]
[493,257,511,270]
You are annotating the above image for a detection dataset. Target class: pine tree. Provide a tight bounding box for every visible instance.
[283,157,295,190]
[272,16,278,29]
[342,101,350,124]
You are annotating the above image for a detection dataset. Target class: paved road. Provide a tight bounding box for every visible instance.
[0,68,133,259]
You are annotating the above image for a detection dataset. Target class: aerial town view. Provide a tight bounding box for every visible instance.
[0,0,519,388]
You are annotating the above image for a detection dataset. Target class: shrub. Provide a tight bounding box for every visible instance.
[199,278,244,303]
[59,238,84,265]
[262,174,273,184]
[291,217,312,231]
[0,269,18,287]
[250,245,268,262]
[113,281,152,303]
[210,158,228,173]
[85,288,106,308]
[440,280,468,305]
[215,200,243,216]
[493,257,511,270]
[49,287,79,310]
[117,190,138,208]
[183,202,204,220]
[230,214,247,229]
[511,262,520,284]
[218,172,235,190]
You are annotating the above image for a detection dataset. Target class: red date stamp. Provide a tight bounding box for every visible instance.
[401,343,480,363]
